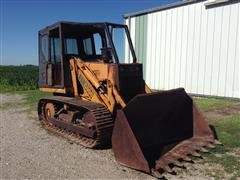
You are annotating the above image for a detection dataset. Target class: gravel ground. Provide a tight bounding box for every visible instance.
[0,93,235,179]
[0,94,152,179]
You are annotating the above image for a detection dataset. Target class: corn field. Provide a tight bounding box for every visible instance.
[0,65,38,92]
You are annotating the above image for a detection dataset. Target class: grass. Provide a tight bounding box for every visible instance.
[191,96,240,179]
[193,97,238,112]
[0,65,38,92]
[193,97,240,178]
[0,65,50,111]
[206,115,240,179]
[20,90,52,111]
[213,115,240,149]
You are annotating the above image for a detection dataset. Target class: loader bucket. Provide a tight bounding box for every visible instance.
[112,88,218,176]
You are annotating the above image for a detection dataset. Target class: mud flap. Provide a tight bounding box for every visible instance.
[112,88,216,174]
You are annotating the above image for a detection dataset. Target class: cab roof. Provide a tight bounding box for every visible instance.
[39,21,126,35]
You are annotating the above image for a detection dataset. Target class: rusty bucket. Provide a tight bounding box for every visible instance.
[112,88,219,176]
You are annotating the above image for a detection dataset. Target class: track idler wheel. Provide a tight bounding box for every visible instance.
[44,103,56,121]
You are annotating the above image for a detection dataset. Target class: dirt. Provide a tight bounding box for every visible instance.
[0,93,238,179]
[204,103,240,122]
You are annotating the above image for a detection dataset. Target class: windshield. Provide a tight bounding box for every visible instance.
[106,24,136,64]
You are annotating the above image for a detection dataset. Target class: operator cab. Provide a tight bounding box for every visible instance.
[38,21,136,89]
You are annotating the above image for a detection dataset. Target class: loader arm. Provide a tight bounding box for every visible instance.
[69,58,126,112]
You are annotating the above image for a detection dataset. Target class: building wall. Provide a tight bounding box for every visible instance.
[125,1,239,98]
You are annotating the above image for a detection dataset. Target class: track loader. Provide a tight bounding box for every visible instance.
[38,21,220,177]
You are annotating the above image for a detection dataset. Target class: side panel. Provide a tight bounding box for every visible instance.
[135,15,148,79]
[125,2,240,98]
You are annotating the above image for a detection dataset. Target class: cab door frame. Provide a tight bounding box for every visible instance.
[38,24,66,89]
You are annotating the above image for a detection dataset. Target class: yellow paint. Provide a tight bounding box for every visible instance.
[40,87,66,94]
[69,59,79,97]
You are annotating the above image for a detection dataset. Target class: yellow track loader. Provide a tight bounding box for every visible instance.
[38,21,220,177]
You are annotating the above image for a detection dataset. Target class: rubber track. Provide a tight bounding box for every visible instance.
[39,97,114,149]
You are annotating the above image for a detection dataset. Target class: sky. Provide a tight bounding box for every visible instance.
[0,0,178,65]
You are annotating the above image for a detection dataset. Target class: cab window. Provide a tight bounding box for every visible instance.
[50,28,61,63]
[50,37,61,62]
[66,38,78,55]
[40,35,48,61]
[83,37,93,55]
[93,33,103,55]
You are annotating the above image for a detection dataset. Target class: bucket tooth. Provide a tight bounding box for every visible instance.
[169,152,184,160]
[156,160,174,173]
[155,160,165,169]
[214,140,222,145]
[163,155,184,168]
[163,166,175,174]
[199,147,209,153]
[191,140,210,148]
[207,144,216,148]
[190,151,202,158]
[170,150,193,162]
[173,161,184,168]
[182,156,193,162]
[177,148,196,157]
[151,169,164,178]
